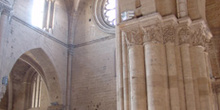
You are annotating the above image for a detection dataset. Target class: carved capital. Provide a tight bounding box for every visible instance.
[142,24,163,44]
[191,26,206,46]
[163,25,176,43]
[0,2,13,23]
[123,28,143,47]
[178,26,192,45]
[191,24,210,48]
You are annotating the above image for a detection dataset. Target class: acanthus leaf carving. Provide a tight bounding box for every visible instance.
[142,24,163,44]
[123,28,143,47]
[178,27,192,45]
[191,26,209,47]
[163,25,176,43]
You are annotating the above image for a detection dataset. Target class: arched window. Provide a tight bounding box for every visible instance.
[31,73,42,108]
[31,0,45,28]
[31,0,55,32]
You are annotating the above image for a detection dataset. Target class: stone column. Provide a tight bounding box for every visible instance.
[0,9,9,39]
[0,8,11,53]
[190,23,212,110]
[213,87,219,110]
[117,13,215,110]
[175,45,186,110]
[142,24,170,110]
[204,51,216,110]
[163,23,180,110]
[0,7,11,102]
[190,46,204,110]
[122,33,130,110]
[178,25,197,110]
[124,28,147,110]
[116,25,124,110]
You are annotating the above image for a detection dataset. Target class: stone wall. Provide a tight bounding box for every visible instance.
[0,0,68,105]
[13,0,68,43]
[71,0,116,109]
[39,81,50,110]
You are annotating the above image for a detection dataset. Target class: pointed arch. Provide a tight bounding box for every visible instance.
[6,48,62,110]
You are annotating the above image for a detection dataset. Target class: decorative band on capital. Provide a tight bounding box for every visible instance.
[142,24,163,44]
[122,28,143,46]
[121,21,212,48]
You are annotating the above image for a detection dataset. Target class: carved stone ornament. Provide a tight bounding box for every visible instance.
[178,27,192,45]
[191,26,209,47]
[163,25,176,43]
[123,29,143,46]
[142,24,163,44]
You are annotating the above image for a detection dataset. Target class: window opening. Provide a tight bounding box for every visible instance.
[102,0,116,26]
[31,0,45,28]
[31,73,42,108]
[32,0,55,32]
[93,0,116,33]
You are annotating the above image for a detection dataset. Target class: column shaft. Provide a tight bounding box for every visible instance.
[190,47,201,110]
[166,43,180,110]
[0,11,8,49]
[180,44,196,110]
[204,52,215,110]
[122,37,130,110]
[191,46,212,110]
[128,45,147,110]
[117,28,124,110]
[145,42,169,110]
[175,46,186,110]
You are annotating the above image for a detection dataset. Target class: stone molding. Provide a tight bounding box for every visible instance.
[119,14,212,48]
[47,104,64,110]
[12,16,68,48]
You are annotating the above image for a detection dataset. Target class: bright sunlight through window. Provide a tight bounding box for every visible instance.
[31,0,45,28]
[103,0,116,26]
